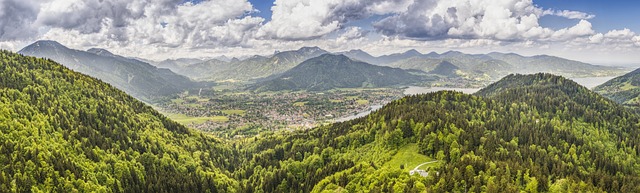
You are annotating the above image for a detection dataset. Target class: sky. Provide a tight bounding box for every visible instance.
[0,0,639,65]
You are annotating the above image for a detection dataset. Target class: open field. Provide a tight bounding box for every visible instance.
[164,113,229,124]
[383,143,440,172]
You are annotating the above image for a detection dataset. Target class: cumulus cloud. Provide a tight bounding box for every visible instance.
[257,0,412,40]
[0,0,40,40]
[337,26,369,43]
[33,0,261,53]
[2,0,640,63]
[587,29,639,49]
[373,0,596,42]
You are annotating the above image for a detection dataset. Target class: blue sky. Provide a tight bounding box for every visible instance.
[1,0,640,64]
[535,0,640,32]
[242,0,640,34]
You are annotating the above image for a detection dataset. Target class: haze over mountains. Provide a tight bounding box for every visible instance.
[18,40,204,102]
[16,40,629,99]
[343,50,624,81]
[121,42,625,85]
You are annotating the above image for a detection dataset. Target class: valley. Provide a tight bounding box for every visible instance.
[5,1,640,192]
[3,49,640,192]
[155,87,405,138]
[154,76,616,139]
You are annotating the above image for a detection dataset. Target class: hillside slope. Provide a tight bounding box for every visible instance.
[207,47,328,82]
[252,54,423,91]
[18,40,200,101]
[236,73,640,192]
[593,68,640,107]
[0,50,237,192]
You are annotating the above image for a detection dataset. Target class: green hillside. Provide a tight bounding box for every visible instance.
[0,50,237,192]
[18,41,203,102]
[3,49,640,193]
[594,68,640,107]
[235,73,640,192]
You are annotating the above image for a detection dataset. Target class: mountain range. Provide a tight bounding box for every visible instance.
[143,46,624,85]
[3,49,640,191]
[363,50,625,81]
[18,40,204,102]
[17,41,626,94]
[251,54,424,91]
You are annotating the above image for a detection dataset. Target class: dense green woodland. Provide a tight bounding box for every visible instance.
[594,67,640,108]
[0,51,238,192]
[237,74,640,192]
[2,50,640,192]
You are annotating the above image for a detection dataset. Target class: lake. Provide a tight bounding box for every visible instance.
[336,77,617,122]
[335,105,383,122]
[403,86,481,95]
[569,76,617,89]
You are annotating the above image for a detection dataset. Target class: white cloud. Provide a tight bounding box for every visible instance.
[549,10,595,20]
[589,33,604,43]
[604,28,636,39]
[337,26,369,43]
[34,0,262,53]
[257,0,412,40]
[1,0,640,64]
[0,0,40,40]
[374,0,597,42]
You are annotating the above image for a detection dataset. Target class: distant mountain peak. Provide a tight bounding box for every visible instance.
[252,53,421,91]
[32,40,64,47]
[403,49,422,55]
[297,46,324,52]
[442,50,463,56]
[429,61,459,77]
[317,53,348,60]
[87,48,115,57]
[19,40,68,53]
[425,51,439,56]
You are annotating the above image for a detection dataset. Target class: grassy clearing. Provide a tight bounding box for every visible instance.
[184,103,202,108]
[356,99,369,105]
[293,102,308,107]
[383,143,438,172]
[621,82,638,90]
[221,109,246,115]
[164,113,228,124]
[210,116,229,122]
[171,98,185,104]
[346,96,359,100]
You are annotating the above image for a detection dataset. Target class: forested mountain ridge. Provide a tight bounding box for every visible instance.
[0,50,238,192]
[236,73,640,192]
[593,68,640,107]
[3,47,640,192]
[18,40,201,102]
[251,54,423,91]
[206,47,328,82]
